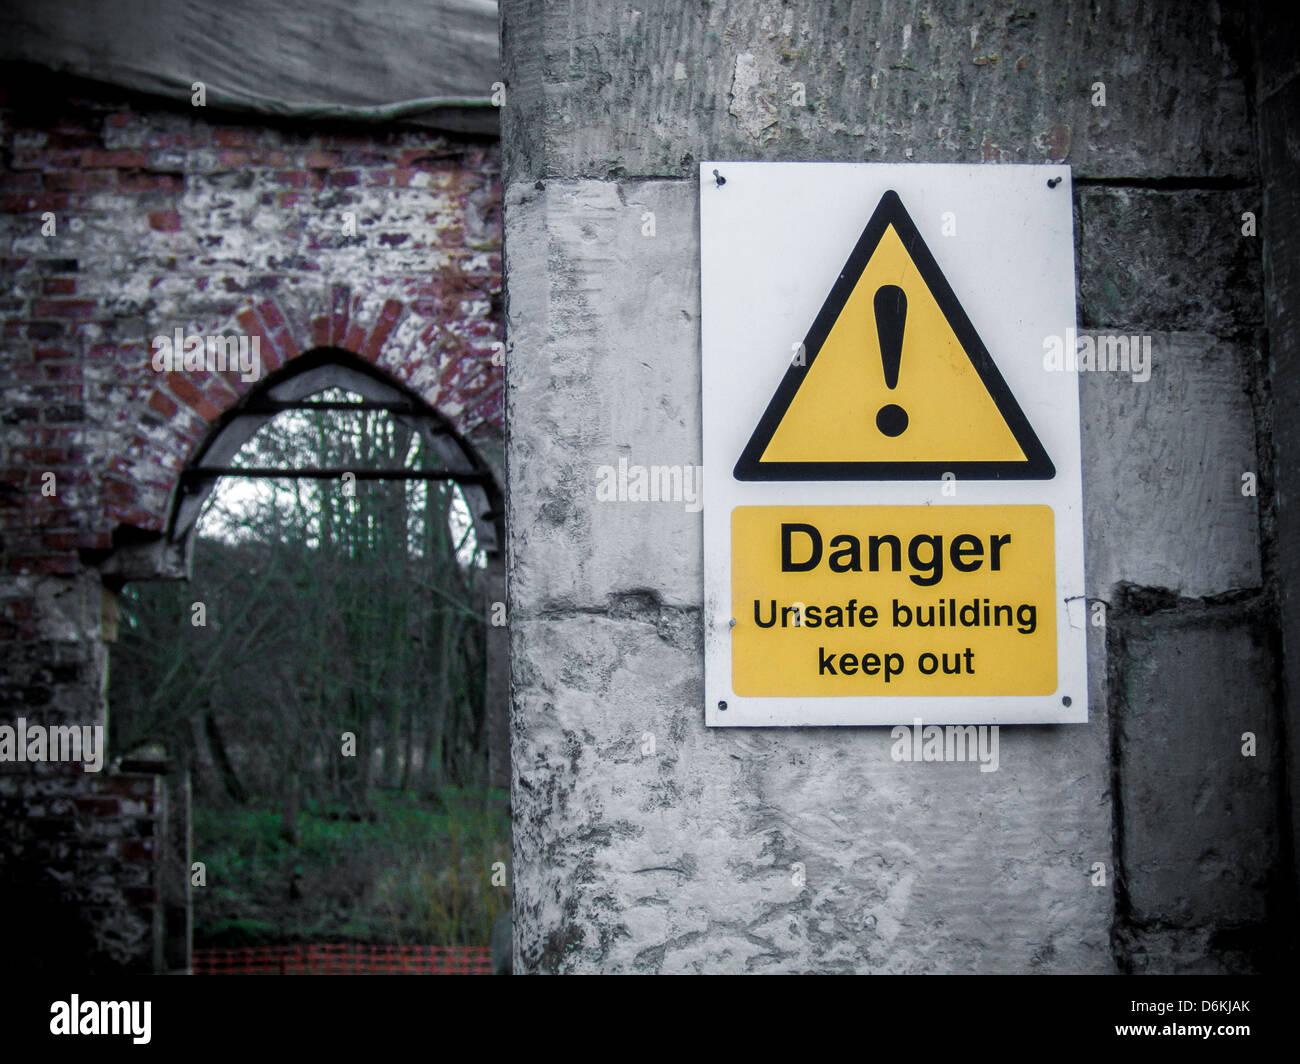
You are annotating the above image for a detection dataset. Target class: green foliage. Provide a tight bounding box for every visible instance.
[110,389,492,800]
[109,387,506,948]
[194,788,510,947]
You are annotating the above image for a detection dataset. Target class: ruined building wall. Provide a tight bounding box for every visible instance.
[0,70,503,972]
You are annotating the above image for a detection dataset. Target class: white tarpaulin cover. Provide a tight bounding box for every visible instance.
[1,0,500,133]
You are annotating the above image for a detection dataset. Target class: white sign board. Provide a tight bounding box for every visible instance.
[701,163,1087,726]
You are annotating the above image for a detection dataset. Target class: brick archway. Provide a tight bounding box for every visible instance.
[98,285,502,559]
[100,284,512,785]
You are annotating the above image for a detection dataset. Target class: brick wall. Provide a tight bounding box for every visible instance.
[0,770,164,973]
[0,68,503,972]
[1,70,502,573]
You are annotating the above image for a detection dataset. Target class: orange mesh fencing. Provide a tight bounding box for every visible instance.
[193,944,492,975]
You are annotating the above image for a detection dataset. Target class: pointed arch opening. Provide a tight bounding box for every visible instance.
[105,345,509,971]
[170,346,502,562]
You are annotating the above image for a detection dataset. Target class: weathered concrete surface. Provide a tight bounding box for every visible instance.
[1079,334,1261,599]
[1077,189,1264,334]
[511,610,1113,973]
[1112,601,1279,973]
[505,181,701,614]
[501,0,1254,182]
[506,180,1114,972]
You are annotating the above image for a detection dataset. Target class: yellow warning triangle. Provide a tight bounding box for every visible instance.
[735,190,1053,481]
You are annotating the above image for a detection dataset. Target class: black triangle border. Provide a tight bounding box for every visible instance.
[733,189,1055,482]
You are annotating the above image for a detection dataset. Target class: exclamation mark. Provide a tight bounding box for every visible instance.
[874,284,908,437]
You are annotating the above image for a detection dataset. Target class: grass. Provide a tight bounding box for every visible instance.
[194,787,510,948]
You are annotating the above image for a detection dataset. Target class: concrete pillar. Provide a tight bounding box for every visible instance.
[500,0,1278,972]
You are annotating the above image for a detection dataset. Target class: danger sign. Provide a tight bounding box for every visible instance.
[701,163,1088,726]
[735,190,1053,481]
[731,505,1056,697]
